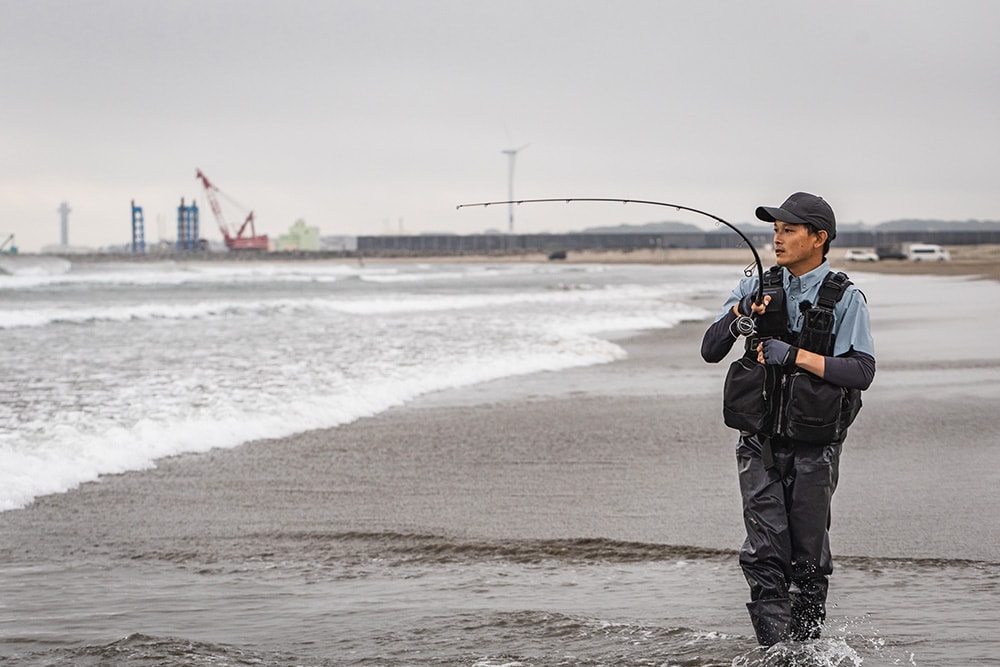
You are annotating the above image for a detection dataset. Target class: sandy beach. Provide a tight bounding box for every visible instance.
[340,243,1000,288]
[515,244,1000,282]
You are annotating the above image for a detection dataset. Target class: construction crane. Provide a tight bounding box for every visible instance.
[195,169,269,251]
[1,234,17,254]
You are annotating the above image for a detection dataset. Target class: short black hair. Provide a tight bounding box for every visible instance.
[808,224,832,257]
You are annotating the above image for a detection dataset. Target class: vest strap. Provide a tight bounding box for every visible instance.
[816,271,851,311]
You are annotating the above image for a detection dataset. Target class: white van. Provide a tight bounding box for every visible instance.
[907,244,950,262]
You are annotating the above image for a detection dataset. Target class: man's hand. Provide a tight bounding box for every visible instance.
[735,294,772,317]
[757,339,799,366]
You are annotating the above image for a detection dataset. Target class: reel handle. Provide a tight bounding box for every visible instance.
[734,316,756,337]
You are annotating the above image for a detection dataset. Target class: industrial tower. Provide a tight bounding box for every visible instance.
[57,201,71,246]
[176,198,200,251]
[131,200,146,253]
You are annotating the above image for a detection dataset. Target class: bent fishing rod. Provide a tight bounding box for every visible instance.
[457,197,765,331]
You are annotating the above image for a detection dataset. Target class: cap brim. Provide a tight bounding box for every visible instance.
[755,205,809,225]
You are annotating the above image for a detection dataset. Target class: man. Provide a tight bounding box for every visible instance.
[700,192,875,646]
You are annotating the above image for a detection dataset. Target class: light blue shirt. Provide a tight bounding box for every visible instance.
[715,260,875,358]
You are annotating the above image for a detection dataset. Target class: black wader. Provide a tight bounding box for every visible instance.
[737,433,842,645]
[717,267,861,646]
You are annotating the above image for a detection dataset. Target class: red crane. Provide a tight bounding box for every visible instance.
[195,168,269,251]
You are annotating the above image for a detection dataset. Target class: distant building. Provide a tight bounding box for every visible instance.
[278,219,320,252]
[320,235,358,251]
[41,243,92,255]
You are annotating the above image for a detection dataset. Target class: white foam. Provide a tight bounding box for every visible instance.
[0,300,248,328]
[359,270,467,283]
[0,324,627,511]
[0,261,742,511]
[0,260,359,290]
[1,282,706,328]
[0,256,72,277]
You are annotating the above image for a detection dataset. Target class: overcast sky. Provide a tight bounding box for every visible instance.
[2,0,998,251]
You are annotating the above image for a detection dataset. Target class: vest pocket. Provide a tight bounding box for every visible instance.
[782,372,843,443]
[723,357,776,434]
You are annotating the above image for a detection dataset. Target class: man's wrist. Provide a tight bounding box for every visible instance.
[784,345,800,366]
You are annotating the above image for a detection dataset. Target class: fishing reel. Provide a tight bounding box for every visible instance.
[734,260,760,336]
[731,282,786,340]
[734,315,757,337]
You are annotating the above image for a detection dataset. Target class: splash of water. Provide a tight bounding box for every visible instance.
[731,638,863,667]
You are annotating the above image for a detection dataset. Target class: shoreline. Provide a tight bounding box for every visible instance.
[21,243,998,281]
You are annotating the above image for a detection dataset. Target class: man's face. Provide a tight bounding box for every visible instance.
[772,220,826,274]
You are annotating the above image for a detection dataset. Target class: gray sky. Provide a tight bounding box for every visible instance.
[2,0,998,252]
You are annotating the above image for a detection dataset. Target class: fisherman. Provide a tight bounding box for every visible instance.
[700,192,875,646]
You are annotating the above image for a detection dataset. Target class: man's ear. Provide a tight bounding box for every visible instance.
[814,229,829,247]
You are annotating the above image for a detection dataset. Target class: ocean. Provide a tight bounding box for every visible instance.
[0,258,722,512]
[1,257,998,666]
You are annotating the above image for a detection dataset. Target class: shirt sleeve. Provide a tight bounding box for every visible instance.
[833,288,875,358]
[701,308,740,362]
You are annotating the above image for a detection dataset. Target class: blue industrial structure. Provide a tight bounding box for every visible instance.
[176,198,200,251]
[131,200,146,254]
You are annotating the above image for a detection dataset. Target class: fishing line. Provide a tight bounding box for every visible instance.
[457,197,766,331]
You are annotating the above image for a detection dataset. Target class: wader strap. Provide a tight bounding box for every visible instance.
[761,436,774,469]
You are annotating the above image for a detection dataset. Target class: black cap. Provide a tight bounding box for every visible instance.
[755,192,836,241]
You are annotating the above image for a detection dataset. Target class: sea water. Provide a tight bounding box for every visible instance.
[1,258,998,666]
[0,259,722,512]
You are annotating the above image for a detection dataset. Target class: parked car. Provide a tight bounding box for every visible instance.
[844,249,880,262]
[907,243,951,261]
[876,244,907,260]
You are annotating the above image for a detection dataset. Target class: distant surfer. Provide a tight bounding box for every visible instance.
[700,193,876,646]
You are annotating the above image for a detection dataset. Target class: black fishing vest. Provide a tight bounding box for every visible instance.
[723,266,862,445]
[745,265,852,357]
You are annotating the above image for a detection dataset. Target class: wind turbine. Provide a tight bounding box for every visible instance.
[501,144,528,233]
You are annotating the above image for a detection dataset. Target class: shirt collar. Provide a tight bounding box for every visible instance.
[783,260,831,293]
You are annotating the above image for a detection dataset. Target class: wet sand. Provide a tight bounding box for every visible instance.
[3,316,998,566]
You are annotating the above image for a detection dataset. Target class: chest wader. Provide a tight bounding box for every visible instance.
[723,267,862,646]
